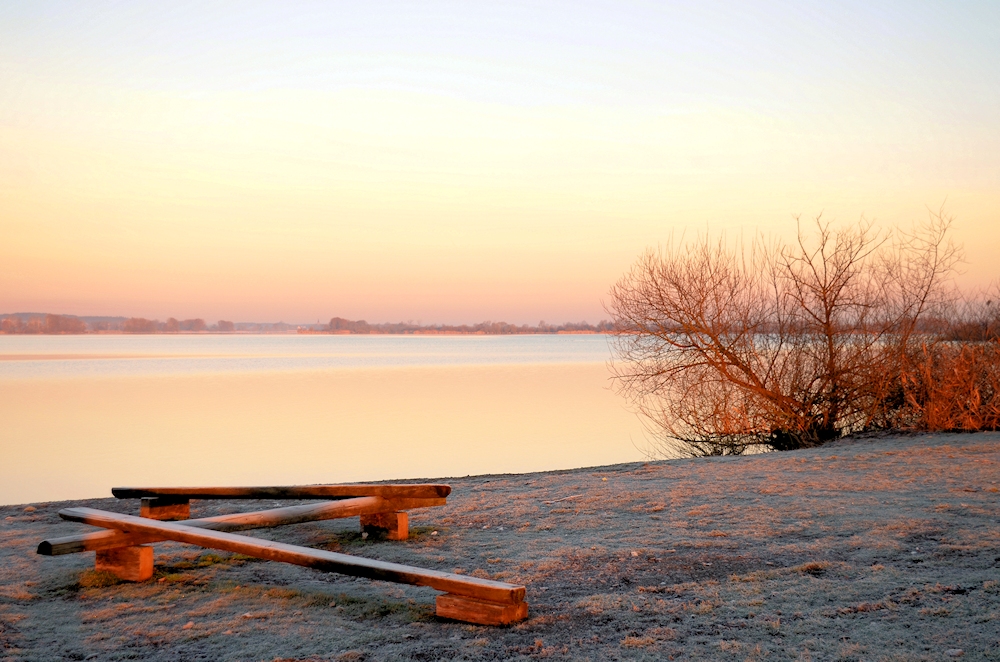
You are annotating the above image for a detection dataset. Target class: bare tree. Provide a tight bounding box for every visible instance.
[607,211,960,456]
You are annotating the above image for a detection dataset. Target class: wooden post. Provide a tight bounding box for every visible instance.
[436,594,529,626]
[140,497,190,521]
[361,511,408,540]
[95,545,153,582]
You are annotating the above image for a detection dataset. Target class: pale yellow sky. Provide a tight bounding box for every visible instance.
[2,2,998,323]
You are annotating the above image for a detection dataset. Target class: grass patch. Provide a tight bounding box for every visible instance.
[793,561,832,576]
[621,635,657,648]
[78,570,124,589]
[156,572,195,584]
[195,553,231,568]
[408,525,443,540]
[296,591,434,623]
[919,606,952,617]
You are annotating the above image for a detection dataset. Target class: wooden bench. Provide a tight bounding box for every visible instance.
[37,484,528,625]
[111,483,452,540]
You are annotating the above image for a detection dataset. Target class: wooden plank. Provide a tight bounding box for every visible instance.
[112,484,451,500]
[58,507,526,605]
[37,496,445,556]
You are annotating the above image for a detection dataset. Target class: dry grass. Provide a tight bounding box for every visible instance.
[903,342,1000,431]
[1,432,999,660]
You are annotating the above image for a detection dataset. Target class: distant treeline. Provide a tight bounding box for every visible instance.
[0,313,256,334]
[0,313,613,335]
[0,314,91,334]
[315,317,614,335]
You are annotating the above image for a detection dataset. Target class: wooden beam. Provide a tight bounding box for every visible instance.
[38,496,444,556]
[58,507,526,606]
[40,529,160,556]
[112,484,451,500]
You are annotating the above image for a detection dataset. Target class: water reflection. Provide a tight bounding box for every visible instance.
[0,334,615,378]
[0,336,645,504]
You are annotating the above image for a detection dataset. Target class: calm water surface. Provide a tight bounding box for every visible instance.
[0,335,646,504]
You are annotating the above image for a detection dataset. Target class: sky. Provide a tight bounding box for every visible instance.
[1,1,998,325]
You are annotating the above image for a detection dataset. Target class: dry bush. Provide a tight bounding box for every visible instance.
[906,287,1000,431]
[901,338,1000,431]
[608,211,962,455]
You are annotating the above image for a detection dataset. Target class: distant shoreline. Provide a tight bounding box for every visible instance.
[1,313,613,336]
[299,329,605,336]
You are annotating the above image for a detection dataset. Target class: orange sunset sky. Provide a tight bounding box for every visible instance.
[2,2,998,324]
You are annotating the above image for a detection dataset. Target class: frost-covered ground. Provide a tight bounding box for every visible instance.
[2,432,999,661]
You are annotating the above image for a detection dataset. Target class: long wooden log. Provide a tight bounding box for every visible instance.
[58,507,525,605]
[38,496,445,556]
[112,484,451,500]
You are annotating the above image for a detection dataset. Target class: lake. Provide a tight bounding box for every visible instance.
[0,334,647,505]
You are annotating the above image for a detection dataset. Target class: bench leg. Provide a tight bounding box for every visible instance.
[140,497,190,521]
[435,593,528,625]
[360,511,408,540]
[95,545,154,582]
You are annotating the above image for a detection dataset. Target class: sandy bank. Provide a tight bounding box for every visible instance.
[1,432,998,660]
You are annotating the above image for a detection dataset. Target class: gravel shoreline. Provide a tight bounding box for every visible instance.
[2,432,999,661]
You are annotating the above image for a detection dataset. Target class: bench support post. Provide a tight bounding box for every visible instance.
[435,594,528,625]
[140,497,190,521]
[360,511,408,540]
[95,545,154,582]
